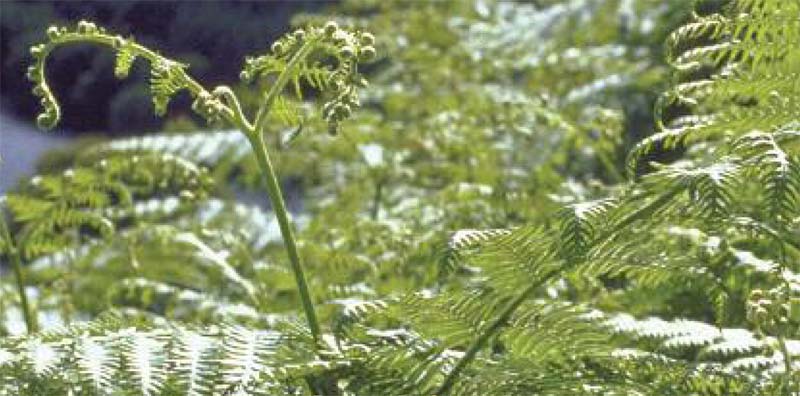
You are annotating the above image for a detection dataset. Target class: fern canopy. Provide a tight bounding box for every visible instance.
[2,0,799,395]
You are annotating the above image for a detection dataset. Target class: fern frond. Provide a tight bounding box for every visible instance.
[170,329,217,396]
[99,130,249,166]
[150,60,189,116]
[108,278,265,325]
[606,313,800,370]
[732,127,800,217]
[3,151,211,260]
[343,334,452,396]
[0,317,321,396]
[216,325,282,393]
[464,226,560,295]
[121,329,169,396]
[441,228,511,274]
[643,160,741,219]
[503,301,611,361]
[558,198,617,257]
[74,334,119,391]
[114,39,137,79]
[630,0,800,171]
[394,291,503,349]
[331,298,387,337]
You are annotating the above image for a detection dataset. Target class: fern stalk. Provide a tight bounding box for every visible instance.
[0,213,37,333]
[434,269,553,395]
[246,39,322,345]
[29,23,325,342]
[435,185,683,395]
[245,130,321,342]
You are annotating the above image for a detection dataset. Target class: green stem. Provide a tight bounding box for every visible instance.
[249,110,345,395]
[0,214,37,333]
[435,185,683,395]
[246,39,321,344]
[246,128,338,395]
[246,131,321,343]
[776,334,797,393]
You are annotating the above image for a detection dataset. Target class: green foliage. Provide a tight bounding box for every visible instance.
[5,152,211,260]
[630,0,800,171]
[2,0,799,395]
[0,313,325,395]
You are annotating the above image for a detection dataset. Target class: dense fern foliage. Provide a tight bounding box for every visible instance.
[1,0,798,395]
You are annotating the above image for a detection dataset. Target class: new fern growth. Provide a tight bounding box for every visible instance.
[3,1,799,395]
[19,18,374,394]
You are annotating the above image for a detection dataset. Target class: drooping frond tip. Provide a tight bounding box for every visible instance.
[27,20,196,131]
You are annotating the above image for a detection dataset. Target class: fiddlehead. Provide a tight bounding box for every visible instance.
[243,21,375,136]
[27,20,233,130]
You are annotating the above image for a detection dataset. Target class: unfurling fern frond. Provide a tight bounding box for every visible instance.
[27,20,232,130]
[150,60,189,116]
[241,22,375,134]
[114,40,137,79]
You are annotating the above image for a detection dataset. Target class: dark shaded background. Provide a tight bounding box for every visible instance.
[1,1,334,136]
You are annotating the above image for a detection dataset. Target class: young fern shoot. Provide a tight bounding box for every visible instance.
[26,20,375,347]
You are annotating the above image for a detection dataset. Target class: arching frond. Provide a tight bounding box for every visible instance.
[629,0,800,170]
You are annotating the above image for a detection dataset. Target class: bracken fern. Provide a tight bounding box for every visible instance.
[1,0,799,395]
